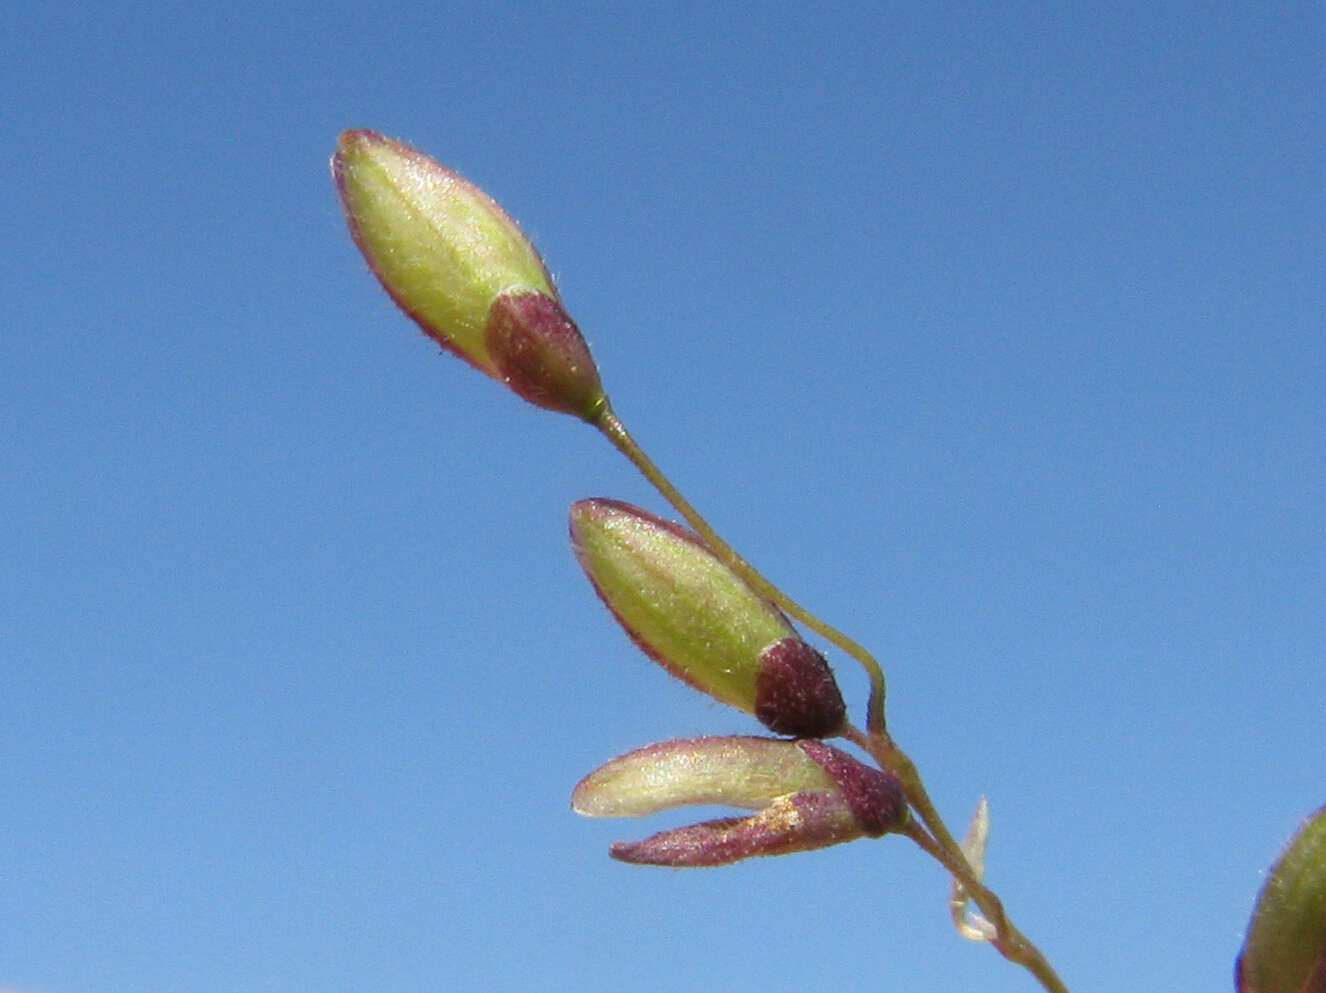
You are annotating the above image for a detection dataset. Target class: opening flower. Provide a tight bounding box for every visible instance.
[573,736,908,867]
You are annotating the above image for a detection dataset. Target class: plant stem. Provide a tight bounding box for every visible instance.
[591,401,1069,992]
[847,725,1071,993]
[592,402,889,733]
[906,820,1071,993]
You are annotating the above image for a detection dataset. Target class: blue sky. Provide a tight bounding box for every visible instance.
[4,2,1323,991]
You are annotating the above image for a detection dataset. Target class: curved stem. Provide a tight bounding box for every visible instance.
[844,725,959,854]
[592,403,888,733]
[588,401,1069,993]
[904,821,1070,993]
[848,725,1071,993]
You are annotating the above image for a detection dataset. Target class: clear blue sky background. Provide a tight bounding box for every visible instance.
[4,3,1323,992]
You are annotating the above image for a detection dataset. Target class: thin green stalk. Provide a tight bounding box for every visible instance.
[902,817,1071,993]
[589,400,1069,992]
[848,725,1070,993]
[591,402,889,734]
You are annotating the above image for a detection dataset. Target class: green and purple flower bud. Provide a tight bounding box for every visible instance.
[1237,805,1326,993]
[569,499,846,738]
[332,129,605,420]
[572,736,908,867]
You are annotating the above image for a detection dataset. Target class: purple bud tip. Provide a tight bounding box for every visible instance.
[485,291,605,420]
[754,638,847,738]
[797,740,909,837]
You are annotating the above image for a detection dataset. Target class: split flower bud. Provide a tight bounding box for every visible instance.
[1237,805,1326,993]
[569,499,846,738]
[572,736,908,867]
[332,129,605,420]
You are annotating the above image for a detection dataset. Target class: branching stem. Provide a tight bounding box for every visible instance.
[848,726,1072,993]
[591,401,1070,993]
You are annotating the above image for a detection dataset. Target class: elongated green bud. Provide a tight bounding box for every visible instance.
[572,736,908,867]
[332,129,605,420]
[1238,805,1326,993]
[569,499,846,738]
[572,736,840,817]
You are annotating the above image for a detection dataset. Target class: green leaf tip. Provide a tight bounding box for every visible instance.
[1238,805,1326,993]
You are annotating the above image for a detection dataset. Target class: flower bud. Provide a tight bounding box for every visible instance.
[332,129,605,420]
[607,792,860,867]
[1237,805,1326,993]
[572,736,841,817]
[569,499,846,738]
[572,736,908,867]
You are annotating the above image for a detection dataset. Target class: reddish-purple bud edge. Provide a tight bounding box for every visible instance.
[797,740,909,837]
[485,291,604,419]
[755,637,847,738]
[608,792,861,867]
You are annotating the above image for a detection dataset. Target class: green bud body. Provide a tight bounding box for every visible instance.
[332,130,604,420]
[572,736,840,817]
[1238,805,1326,993]
[569,499,845,738]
